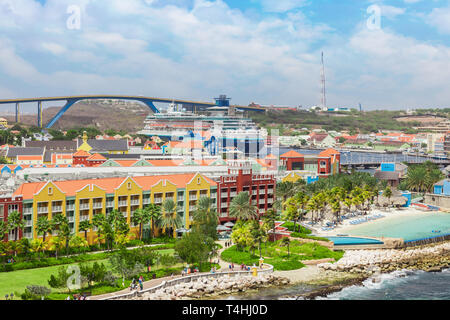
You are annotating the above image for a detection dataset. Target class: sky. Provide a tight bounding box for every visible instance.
[0,0,450,113]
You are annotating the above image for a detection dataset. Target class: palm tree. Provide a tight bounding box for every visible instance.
[0,220,8,242]
[35,216,53,242]
[78,219,92,241]
[384,186,393,208]
[193,197,219,239]
[229,192,258,221]
[7,210,24,242]
[51,214,71,254]
[330,200,341,225]
[277,182,295,211]
[306,196,320,224]
[132,208,149,241]
[159,199,183,237]
[281,237,291,257]
[30,239,47,259]
[262,209,277,242]
[49,236,65,259]
[145,204,161,239]
[92,213,106,247]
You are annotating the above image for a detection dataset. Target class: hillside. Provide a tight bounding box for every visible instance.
[3,102,149,133]
[248,110,433,134]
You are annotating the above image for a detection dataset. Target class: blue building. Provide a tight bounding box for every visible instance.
[434,179,450,196]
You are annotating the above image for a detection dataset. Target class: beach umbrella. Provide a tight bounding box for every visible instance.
[216,225,231,232]
[224,222,235,228]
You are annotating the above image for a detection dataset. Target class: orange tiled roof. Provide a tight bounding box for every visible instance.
[265,154,277,160]
[13,174,216,199]
[280,150,304,158]
[73,150,91,157]
[17,155,43,161]
[319,148,340,157]
[87,153,107,161]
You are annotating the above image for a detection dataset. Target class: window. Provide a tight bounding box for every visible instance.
[197,177,201,184]
[127,182,132,190]
[48,187,53,195]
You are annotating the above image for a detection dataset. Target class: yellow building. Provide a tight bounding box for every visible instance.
[14,173,217,244]
[77,131,129,155]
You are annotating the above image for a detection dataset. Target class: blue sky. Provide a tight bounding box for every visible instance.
[0,0,450,113]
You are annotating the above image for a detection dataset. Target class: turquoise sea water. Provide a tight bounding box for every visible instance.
[343,212,450,241]
[326,237,384,245]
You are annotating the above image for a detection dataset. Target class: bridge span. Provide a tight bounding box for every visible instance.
[0,94,266,129]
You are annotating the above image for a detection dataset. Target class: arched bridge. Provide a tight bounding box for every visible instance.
[0,95,266,129]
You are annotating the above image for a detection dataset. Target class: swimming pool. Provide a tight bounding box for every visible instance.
[327,236,384,246]
[340,212,450,242]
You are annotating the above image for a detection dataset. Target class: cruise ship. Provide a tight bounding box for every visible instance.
[137,102,267,156]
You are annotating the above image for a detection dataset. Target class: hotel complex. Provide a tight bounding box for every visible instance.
[0,132,341,244]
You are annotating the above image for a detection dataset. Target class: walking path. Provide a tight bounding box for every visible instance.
[90,274,183,300]
[92,240,231,300]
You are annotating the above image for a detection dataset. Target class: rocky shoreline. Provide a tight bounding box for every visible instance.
[318,241,450,274]
[132,274,291,300]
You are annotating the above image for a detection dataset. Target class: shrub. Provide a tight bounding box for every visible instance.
[290,232,330,242]
[281,222,312,234]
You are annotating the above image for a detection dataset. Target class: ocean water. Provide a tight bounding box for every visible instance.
[219,269,450,300]
[341,212,450,241]
[321,269,450,300]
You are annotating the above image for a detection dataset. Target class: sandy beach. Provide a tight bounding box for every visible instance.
[312,207,443,237]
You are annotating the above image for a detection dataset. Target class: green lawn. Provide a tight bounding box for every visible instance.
[221,240,344,271]
[0,248,178,300]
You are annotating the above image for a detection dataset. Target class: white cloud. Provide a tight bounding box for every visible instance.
[259,0,307,13]
[426,6,450,34]
[42,42,66,55]
[0,0,448,111]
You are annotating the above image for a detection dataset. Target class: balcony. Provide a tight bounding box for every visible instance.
[79,215,90,222]
[221,192,228,197]
[25,220,32,227]
[189,206,196,211]
[154,198,162,204]
[37,207,48,214]
[252,190,258,195]
[259,189,266,195]
[106,201,114,207]
[93,202,102,209]
[189,194,197,201]
[259,199,266,204]
[267,189,274,194]
[267,198,273,204]
[23,207,33,215]
[52,206,62,213]
[79,203,89,210]
[122,212,128,218]
[143,198,150,205]
[68,216,75,223]
[221,202,228,208]
[66,204,75,211]
[23,232,32,239]
[118,201,128,207]
[130,199,140,206]
[230,192,237,197]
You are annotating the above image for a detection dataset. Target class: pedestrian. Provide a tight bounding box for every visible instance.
[229,264,231,270]
[232,262,234,270]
